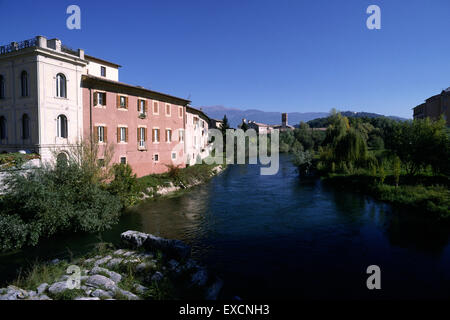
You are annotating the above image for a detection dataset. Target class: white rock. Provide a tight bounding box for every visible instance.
[48,282,69,295]
[36,283,48,295]
[75,297,101,300]
[151,271,164,282]
[85,275,117,291]
[91,289,113,299]
[106,258,123,268]
[89,266,122,283]
[94,255,112,267]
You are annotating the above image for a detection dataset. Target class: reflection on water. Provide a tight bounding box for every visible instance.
[1,154,450,299]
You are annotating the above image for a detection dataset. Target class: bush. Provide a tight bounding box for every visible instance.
[0,160,122,252]
[107,163,138,207]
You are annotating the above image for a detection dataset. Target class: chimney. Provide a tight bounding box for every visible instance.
[47,38,61,52]
[36,36,47,48]
[282,113,288,127]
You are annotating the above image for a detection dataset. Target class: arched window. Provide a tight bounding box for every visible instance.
[0,75,5,99]
[22,114,29,139]
[56,152,68,167]
[57,115,68,138]
[56,73,66,98]
[0,116,6,140]
[21,71,28,97]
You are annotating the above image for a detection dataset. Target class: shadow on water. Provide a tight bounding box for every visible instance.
[1,154,450,299]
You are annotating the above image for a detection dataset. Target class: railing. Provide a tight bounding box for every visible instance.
[61,44,78,56]
[0,38,37,55]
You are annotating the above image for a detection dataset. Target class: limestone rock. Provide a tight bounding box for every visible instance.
[36,283,48,295]
[89,266,122,283]
[48,281,69,295]
[85,275,117,291]
[205,278,224,300]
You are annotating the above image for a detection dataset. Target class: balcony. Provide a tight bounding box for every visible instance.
[138,112,147,119]
[0,38,37,55]
[138,140,146,150]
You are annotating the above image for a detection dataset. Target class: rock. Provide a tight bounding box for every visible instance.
[122,251,135,257]
[134,284,149,295]
[48,282,70,295]
[83,258,95,265]
[121,230,149,248]
[121,230,191,260]
[135,262,149,273]
[0,286,29,300]
[150,271,164,282]
[113,249,126,256]
[89,266,122,283]
[137,252,154,259]
[36,283,49,295]
[59,275,69,281]
[94,255,112,267]
[38,294,52,300]
[168,259,179,270]
[106,258,123,268]
[50,258,60,265]
[75,297,100,300]
[116,288,139,300]
[91,289,114,299]
[205,278,224,300]
[85,275,117,291]
[190,268,208,287]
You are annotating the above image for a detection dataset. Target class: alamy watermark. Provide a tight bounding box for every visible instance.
[66,5,81,30]
[171,128,280,176]
[366,5,381,30]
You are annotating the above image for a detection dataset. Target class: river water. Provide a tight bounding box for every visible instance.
[1,154,450,299]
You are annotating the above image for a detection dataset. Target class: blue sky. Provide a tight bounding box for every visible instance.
[1,0,449,118]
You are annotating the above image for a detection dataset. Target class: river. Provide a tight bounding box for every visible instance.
[1,154,450,299]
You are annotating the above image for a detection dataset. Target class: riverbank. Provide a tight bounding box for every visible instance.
[321,173,450,218]
[136,163,225,201]
[0,231,223,300]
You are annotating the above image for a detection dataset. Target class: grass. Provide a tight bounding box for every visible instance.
[12,260,70,291]
[323,173,450,218]
[136,162,223,200]
[0,153,40,169]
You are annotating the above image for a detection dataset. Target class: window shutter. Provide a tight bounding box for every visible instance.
[125,96,128,109]
[137,99,140,112]
[137,128,140,142]
[144,128,147,141]
[144,100,147,114]
[104,127,107,142]
[125,128,128,142]
[94,126,99,142]
[117,95,120,108]
[103,93,107,105]
[152,129,155,142]
[93,92,98,105]
[117,127,120,142]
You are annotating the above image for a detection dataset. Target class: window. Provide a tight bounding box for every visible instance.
[152,128,160,143]
[56,153,68,166]
[179,129,184,142]
[154,154,159,162]
[21,71,28,97]
[96,126,106,142]
[120,157,126,164]
[57,115,68,138]
[166,129,172,142]
[95,92,106,106]
[171,152,177,160]
[153,101,159,114]
[138,99,146,115]
[101,66,106,77]
[0,75,4,99]
[0,116,6,140]
[138,127,146,148]
[118,95,127,108]
[179,106,183,118]
[22,114,29,139]
[165,104,171,116]
[56,73,66,98]
[118,127,127,142]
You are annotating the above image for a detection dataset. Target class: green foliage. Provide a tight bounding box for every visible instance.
[107,163,138,207]
[0,159,122,252]
[293,150,314,175]
[393,156,401,187]
[0,153,40,169]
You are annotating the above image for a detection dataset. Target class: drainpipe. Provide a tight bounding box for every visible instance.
[89,87,93,150]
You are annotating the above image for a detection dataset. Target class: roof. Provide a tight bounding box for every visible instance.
[248,121,273,127]
[85,54,121,68]
[81,74,190,106]
[186,106,210,121]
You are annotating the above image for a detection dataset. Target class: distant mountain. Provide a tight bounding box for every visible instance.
[198,106,328,128]
[198,106,407,128]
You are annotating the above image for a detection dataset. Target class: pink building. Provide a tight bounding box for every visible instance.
[82,74,189,177]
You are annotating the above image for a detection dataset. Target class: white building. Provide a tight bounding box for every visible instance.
[0,36,120,161]
[185,106,211,166]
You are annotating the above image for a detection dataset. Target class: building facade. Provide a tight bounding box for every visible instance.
[413,88,450,126]
[0,36,211,177]
[185,106,210,166]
